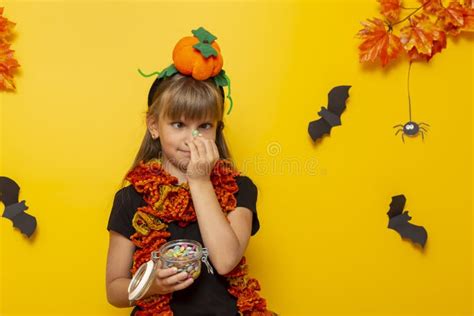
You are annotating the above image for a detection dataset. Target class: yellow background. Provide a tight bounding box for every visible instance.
[1,0,472,315]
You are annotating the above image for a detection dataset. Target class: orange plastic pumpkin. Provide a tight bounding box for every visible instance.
[172,36,224,80]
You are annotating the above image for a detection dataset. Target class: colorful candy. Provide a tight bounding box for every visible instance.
[158,240,210,280]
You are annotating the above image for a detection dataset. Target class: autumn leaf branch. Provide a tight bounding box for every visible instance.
[0,7,20,91]
[357,0,474,67]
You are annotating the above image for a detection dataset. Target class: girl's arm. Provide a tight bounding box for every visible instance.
[106,231,135,307]
[189,179,253,275]
[186,137,253,275]
[106,231,194,307]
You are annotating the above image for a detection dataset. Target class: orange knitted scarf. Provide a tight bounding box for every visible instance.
[126,159,272,316]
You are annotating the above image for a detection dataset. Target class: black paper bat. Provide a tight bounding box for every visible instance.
[387,194,427,248]
[308,85,351,142]
[0,177,37,237]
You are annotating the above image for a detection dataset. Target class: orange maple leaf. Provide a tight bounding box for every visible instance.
[462,7,474,30]
[400,14,446,61]
[438,1,467,34]
[357,18,403,66]
[418,0,444,14]
[378,0,402,22]
[457,1,474,31]
[0,7,16,43]
[0,42,20,91]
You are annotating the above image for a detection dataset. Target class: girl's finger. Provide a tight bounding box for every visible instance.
[164,271,189,286]
[203,139,217,162]
[194,137,207,158]
[186,140,200,160]
[156,266,178,279]
[172,277,194,291]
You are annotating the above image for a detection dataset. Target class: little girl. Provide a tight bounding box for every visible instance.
[105,27,273,316]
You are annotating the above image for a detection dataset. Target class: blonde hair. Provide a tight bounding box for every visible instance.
[128,73,232,174]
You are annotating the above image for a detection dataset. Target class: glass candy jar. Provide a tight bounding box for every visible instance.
[128,239,213,302]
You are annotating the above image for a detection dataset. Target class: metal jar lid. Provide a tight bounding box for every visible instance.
[128,251,159,302]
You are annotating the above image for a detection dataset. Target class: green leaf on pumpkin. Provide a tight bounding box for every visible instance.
[193,42,218,58]
[213,70,229,87]
[194,42,218,58]
[192,27,217,44]
[158,64,178,79]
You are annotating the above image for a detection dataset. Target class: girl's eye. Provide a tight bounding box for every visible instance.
[199,123,213,130]
[171,122,184,128]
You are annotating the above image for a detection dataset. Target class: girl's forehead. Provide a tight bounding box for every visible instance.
[161,115,216,123]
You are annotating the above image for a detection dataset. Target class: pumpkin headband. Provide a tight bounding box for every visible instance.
[138,27,234,114]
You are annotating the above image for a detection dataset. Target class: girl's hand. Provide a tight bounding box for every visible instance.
[146,263,194,296]
[185,135,219,182]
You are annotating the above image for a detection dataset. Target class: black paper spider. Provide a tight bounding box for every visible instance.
[393,62,430,143]
[393,121,430,143]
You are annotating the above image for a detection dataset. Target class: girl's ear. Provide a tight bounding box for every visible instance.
[147,117,160,139]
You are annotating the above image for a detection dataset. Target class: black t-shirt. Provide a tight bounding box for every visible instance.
[107,176,260,316]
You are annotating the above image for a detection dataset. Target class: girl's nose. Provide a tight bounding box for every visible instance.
[184,129,198,144]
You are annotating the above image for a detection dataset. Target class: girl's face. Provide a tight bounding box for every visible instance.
[150,115,218,171]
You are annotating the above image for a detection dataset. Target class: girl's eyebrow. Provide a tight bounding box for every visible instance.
[167,120,212,126]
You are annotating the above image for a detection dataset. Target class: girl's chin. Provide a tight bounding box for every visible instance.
[168,156,190,170]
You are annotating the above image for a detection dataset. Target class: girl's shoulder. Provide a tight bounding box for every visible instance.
[113,184,145,208]
[108,185,145,238]
[233,175,260,235]
[235,175,258,192]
